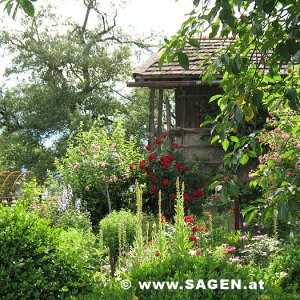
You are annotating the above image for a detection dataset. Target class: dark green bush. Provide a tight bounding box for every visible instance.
[99,209,136,261]
[0,205,97,299]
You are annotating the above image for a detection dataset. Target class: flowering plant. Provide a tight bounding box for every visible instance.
[245,109,300,224]
[138,135,212,218]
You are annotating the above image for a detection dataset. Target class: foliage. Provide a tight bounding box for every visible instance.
[0,0,36,18]
[99,209,137,263]
[57,117,143,223]
[0,205,97,299]
[0,0,152,177]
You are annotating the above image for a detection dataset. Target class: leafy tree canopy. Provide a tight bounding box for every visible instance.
[160,0,299,171]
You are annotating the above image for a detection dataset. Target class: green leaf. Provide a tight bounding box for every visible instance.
[178,51,189,70]
[234,106,243,124]
[240,153,249,165]
[262,206,273,224]
[222,139,230,151]
[288,197,300,215]
[253,89,263,107]
[245,209,258,224]
[209,21,220,39]
[228,181,239,197]
[278,201,288,221]
[230,136,239,143]
[188,38,200,48]
[211,135,219,144]
[20,0,35,17]
[193,0,200,6]
[209,94,222,103]
[219,188,230,203]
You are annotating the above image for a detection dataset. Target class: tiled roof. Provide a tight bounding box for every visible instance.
[132,37,278,81]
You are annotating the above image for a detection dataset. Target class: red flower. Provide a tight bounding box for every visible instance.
[175,163,183,171]
[204,178,210,183]
[211,194,218,200]
[182,168,189,173]
[183,193,190,202]
[287,171,292,176]
[155,138,161,145]
[173,143,179,149]
[295,164,299,169]
[161,215,166,223]
[161,133,167,139]
[192,226,202,232]
[150,176,156,183]
[139,160,146,170]
[189,235,199,242]
[162,178,170,186]
[224,177,230,182]
[145,145,152,151]
[129,164,134,170]
[155,251,160,257]
[160,156,171,168]
[166,154,174,162]
[196,251,201,256]
[147,242,152,247]
[184,216,194,223]
[205,212,212,217]
[150,185,157,194]
[170,193,176,200]
[148,153,157,161]
[193,189,204,198]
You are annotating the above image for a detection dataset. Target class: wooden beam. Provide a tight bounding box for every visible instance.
[165,96,172,148]
[127,80,222,88]
[157,89,163,153]
[148,88,156,148]
[234,198,240,230]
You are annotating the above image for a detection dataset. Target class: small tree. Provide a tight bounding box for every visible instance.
[57,116,143,223]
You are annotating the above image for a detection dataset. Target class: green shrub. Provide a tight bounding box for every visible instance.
[0,205,97,299]
[99,210,137,261]
[98,252,300,300]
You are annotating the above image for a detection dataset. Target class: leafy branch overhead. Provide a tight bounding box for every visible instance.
[0,0,36,18]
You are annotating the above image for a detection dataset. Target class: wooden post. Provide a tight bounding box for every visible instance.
[148,88,156,148]
[166,96,172,148]
[157,89,163,153]
[234,198,240,230]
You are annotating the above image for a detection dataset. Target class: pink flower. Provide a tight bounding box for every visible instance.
[282,133,290,139]
[239,235,248,241]
[295,164,299,169]
[296,143,300,149]
[85,186,90,191]
[161,215,166,223]
[91,144,100,151]
[73,164,80,170]
[287,171,292,176]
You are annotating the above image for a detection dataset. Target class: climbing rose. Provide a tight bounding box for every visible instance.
[129,164,134,170]
[189,235,199,242]
[192,226,202,232]
[170,193,176,200]
[211,194,218,200]
[295,164,299,169]
[150,185,157,194]
[155,138,161,144]
[166,154,174,162]
[183,193,190,202]
[85,186,90,191]
[173,143,179,148]
[162,179,170,186]
[175,163,183,171]
[184,216,194,223]
[148,153,157,161]
[193,189,204,198]
[139,160,146,170]
[161,133,167,139]
[224,177,230,182]
[145,145,152,151]
[287,171,292,176]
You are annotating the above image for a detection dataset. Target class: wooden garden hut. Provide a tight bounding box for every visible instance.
[127,37,234,164]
